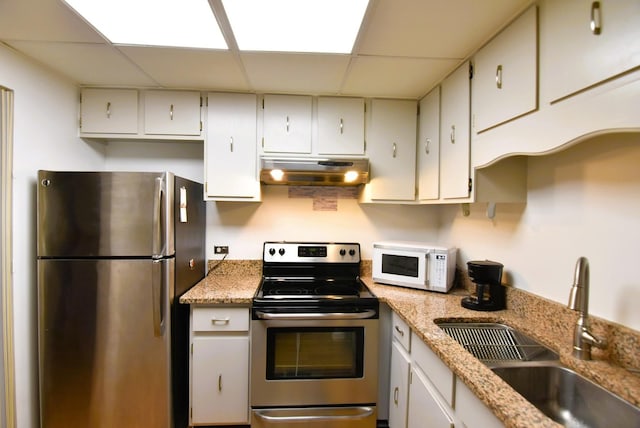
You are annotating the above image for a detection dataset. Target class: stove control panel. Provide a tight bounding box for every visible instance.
[263,242,361,263]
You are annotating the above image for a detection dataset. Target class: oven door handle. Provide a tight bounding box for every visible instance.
[253,406,374,422]
[254,310,377,320]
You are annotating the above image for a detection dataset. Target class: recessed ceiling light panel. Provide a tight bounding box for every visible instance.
[222,0,369,54]
[62,0,228,49]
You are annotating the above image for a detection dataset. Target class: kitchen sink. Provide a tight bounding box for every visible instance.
[436,322,559,364]
[491,364,640,427]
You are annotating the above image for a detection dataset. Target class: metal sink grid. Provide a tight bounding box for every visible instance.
[437,323,557,363]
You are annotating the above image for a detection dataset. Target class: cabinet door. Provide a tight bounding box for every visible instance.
[317,97,365,155]
[366,99,417,201]
[440,63,471,200]
[205,93,259,200]
[417,87,440,201]
[262,94,312,153]
[80,88,138,134]
[473,6,537,132]
[191,336,249,425]
[144,90,202,136]
[408,368,455,428]
[540,0,640,103]
[455,378,503,428]
[389,341,410,428]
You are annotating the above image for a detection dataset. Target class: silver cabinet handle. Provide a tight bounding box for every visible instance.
[393,387,399,405]
[496,64,503,89]
[450,125,456,144]
[211,317,230,324]
[590,1,602,35]
[394,325,405,336]
[106,102,111,118]
[230,136,234,152]
[170,104,174,120]
[286,115,290,132]
[218,374,222,391]
[392,142,397,158]
[339,118,344,134]
[425,138,431,155]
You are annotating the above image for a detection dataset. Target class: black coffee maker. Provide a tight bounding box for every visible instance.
[461,260,505,311]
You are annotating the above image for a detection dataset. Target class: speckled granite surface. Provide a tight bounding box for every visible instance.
[180,260,640,428]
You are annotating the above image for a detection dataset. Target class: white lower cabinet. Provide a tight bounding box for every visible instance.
[189,306,250,426]
[389,340,411,428]
[455,378,503,428]
[408,367,454,428]
[388,311,504,428]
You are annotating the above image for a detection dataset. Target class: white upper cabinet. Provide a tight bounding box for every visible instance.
[440,63,471,200]
[417,87,440,201]
[362,99,417,202]
[262,94,312,154]
[316,97,365,155]
[472,6,538,133]
[80,88,138,135]
[205,92,260,201]
[540,0,640,104]
[143,90,202,136]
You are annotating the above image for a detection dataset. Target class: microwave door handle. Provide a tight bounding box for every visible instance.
[425,251,431,286]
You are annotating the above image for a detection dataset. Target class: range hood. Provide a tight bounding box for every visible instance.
[260,157,369,186]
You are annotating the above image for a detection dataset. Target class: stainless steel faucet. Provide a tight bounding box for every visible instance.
[567,257,607,359]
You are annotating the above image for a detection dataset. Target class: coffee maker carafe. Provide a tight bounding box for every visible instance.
[461,260,505,311]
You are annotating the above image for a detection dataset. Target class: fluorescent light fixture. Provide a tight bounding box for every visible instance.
[62,0,228,49]
[222,0,369,53]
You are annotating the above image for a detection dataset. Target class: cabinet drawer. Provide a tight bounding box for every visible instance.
[391,311,411,351]
[192,307,249,332]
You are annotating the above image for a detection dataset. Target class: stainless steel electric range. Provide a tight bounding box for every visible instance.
[251,242,379,428]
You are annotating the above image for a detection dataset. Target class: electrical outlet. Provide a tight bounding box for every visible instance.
[214,246,229,255]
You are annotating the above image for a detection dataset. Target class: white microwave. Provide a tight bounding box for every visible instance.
[372,241,457,293]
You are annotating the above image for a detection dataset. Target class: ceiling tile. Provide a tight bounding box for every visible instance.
[0,0,103,43]
[119,47,251,91]
[240,53,352,94]
[5,41,158,86]
[358,0,531,58]
[342,56,460,99]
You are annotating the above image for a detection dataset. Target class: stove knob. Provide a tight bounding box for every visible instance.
[340,249,346,256]
[349,249,356,256]
[278,248,286,256]
[268,248,276,256]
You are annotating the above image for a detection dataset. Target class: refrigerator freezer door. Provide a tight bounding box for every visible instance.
[38,258,174,428]
[37,171,175,258]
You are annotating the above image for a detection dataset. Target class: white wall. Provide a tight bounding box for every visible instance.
[439,133,640,331]
[0,44,105,428]
[207,185,441,260]
[103,140,204,183]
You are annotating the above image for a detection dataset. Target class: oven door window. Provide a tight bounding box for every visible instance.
[382,254,419,277]
[266,327,364,380]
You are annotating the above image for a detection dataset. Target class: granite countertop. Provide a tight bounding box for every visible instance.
[180,262,640,428]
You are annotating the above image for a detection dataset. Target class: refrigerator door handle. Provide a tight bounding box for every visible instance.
[152,176,165,258]
[152,259,165,336]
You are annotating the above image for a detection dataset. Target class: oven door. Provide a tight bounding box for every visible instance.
[251,309,379,408]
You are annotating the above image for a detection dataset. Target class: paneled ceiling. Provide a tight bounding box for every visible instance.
[0,0,532,99]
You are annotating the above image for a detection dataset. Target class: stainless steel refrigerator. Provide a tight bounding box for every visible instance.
[36,171,205,428]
